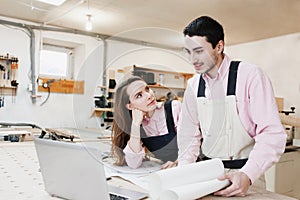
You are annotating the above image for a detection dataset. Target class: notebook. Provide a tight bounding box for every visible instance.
[34,137,148,200]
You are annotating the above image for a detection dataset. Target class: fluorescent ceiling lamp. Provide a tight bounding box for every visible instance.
[35,0,67,6]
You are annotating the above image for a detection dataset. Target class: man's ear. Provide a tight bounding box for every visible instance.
[216,40,224,53]
[126,103,133,110]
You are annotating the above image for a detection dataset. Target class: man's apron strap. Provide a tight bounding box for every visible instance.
[227,61,241,96]
[197,61,241,97]
[197,75,206,97]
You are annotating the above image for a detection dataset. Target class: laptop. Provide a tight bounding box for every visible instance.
[34,137,148,200]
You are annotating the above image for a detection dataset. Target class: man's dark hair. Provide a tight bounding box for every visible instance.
[183,16,224,49]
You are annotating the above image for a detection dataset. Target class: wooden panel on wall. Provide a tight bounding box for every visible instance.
[38,77,84,94]
[276,97,284,112]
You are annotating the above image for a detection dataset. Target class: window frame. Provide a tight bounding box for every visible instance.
[39,44,74,79]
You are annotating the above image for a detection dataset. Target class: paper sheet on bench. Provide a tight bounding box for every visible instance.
[103,159,162,190]
[148,158,230,200]
[103,158,162,174]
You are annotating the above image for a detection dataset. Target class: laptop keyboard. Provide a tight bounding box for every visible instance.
[109,193,129,200]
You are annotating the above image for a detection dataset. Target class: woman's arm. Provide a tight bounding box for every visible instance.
[128,109,144,152]
[123,109,145,168]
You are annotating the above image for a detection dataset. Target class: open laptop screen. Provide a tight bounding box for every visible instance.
[34,137,110,200]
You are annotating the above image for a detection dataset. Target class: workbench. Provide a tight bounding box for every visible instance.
[0,137,297,200]
[109,175,297,200]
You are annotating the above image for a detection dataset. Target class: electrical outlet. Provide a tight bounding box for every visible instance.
[38,79,43,86]
[27,83,32,92]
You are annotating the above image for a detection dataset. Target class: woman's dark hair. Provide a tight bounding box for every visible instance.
[111,76,144,166]
[183,16,224,49]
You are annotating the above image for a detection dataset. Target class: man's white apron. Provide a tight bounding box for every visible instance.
[197,62,254,161]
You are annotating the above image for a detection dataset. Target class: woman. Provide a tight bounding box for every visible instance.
[111,76,181,169]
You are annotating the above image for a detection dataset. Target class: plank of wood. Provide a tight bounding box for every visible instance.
[38,78,84,94]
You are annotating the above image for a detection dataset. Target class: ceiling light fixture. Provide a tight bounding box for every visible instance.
[85,0,92,31]
[85,14,93,31]
[35,0,67,6]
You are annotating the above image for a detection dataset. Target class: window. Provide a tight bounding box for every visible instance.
[39,45,73,79]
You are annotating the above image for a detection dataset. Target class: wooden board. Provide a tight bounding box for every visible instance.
[0,86,17,96]
[275,97,284,112]
[38,77,84,94]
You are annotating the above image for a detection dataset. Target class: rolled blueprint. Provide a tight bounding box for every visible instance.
[148,158,230,200]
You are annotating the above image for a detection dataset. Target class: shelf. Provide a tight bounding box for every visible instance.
[148,85,185,90]
[119,65,193,99]
[93,108,113,117]
[134,66,193,77]
[95,108,113,112]
[0,86,17,96]
[97,85,107,89]
[122,66,193,85]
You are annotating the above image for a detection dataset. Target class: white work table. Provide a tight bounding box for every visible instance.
[0,141,297,200]
[108,175,296,200]
[0,142,59,200]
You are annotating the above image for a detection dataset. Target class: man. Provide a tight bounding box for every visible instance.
[177,16,286,197]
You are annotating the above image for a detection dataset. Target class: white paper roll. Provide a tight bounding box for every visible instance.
[148,158,229,200]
